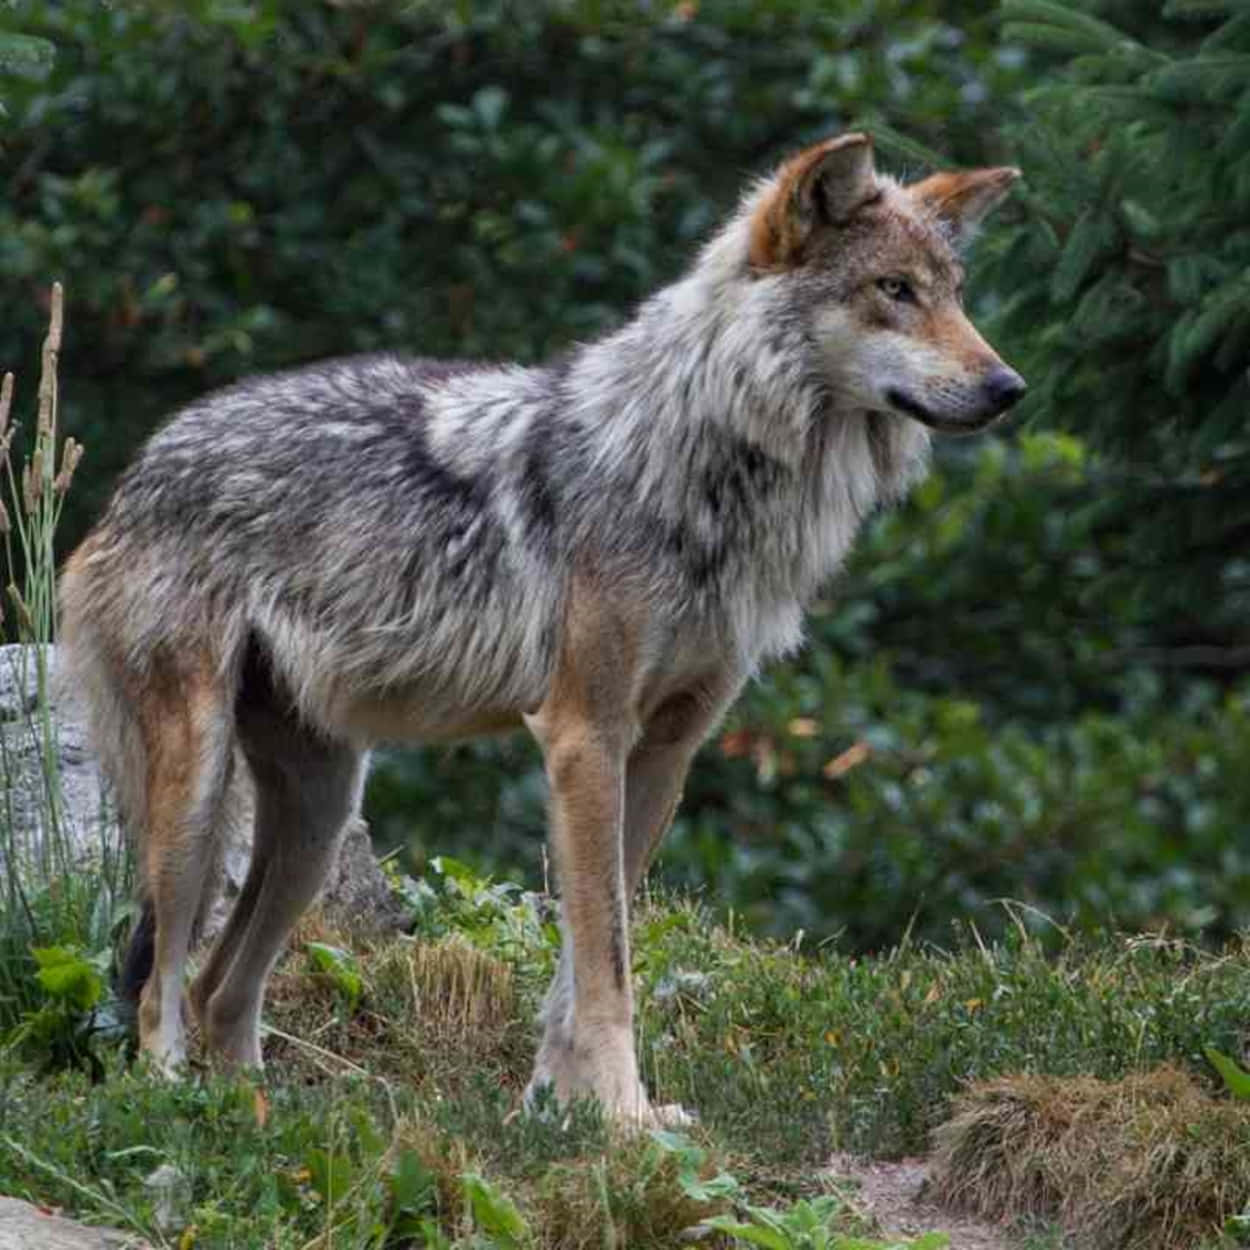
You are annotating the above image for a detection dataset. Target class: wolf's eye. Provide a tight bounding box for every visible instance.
[878,276,916,303]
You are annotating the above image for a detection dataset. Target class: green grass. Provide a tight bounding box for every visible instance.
[633,907,1250,1163]
[0,285,127,1035]
[2,862,1247,1248]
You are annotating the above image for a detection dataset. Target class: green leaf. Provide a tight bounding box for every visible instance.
[1051,209,1119,303]
[304,1147,356,1206]
[1164,0,1250,15]
[1206,1046,1250,1100]
[461,1171,530,1246]
[472,85,509,130]
[649,1128,698,1155]
[305,942,363,1009]
[1002,0,1139,50]
[0,32,56,81]
[430,855,482,888]
[681,1169,743,1203]
[700,1214,790,1250]
[31,946,103,1011]
[388,1148,437,1218]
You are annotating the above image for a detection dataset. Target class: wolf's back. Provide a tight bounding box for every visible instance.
[61,352,564,752]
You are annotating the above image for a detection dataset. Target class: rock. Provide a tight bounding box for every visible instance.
[140,1165,186,1235]
[653,970,712,1004]
[320,815,411,932]
[0,645,112,876]
[0,1197,148,1249]
[0,643,409,938]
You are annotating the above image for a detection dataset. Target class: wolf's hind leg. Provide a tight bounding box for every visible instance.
[136,661,236,1075]
[186,763,261,1033]
[196,689,364,1069]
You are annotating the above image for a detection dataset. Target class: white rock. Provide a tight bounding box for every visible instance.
[0,1197,148,1250]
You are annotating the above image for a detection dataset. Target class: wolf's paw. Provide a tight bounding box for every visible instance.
[649,1102,698,1130]
[199,993,264,1071]
[525,1026,656,1127]
[523,1064,694,1130]
[137,1027,190,1081]
[138,994,189,1079]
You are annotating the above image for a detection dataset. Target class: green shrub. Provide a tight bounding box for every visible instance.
[983,0,1250,668]
[1,0,1027,550]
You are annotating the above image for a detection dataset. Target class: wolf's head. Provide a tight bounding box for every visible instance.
[748,133,1024,434]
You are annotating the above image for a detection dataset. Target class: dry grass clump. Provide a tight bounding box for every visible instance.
[264,930,525,1086]
[372,933,525,1078]
[533,1130,725,1250]
[929,1066,1250,1249]
[404,935,518,1040]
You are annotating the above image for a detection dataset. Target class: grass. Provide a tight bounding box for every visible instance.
[2,863,1248,1248]
[929,1067,1250,1250]
[0,284,126,1037]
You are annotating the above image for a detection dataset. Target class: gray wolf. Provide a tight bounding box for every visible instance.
[60,133,1024,1123]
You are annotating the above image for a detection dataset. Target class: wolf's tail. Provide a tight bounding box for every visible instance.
[59,544,150,855]
[58,541,234,1005]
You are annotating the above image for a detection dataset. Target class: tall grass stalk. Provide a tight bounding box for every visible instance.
[0,283,123,1028]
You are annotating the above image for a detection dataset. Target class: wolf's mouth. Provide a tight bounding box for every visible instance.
[885,387,998,436]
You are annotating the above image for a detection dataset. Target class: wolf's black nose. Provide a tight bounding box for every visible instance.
[984,367,1027,411]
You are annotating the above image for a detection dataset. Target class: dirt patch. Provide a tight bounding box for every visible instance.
[827,1154,1020,1250]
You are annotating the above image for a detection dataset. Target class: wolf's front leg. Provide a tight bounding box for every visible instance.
[525,712,650,1121]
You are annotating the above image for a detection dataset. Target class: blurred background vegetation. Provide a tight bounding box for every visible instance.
[2,0,1247,952]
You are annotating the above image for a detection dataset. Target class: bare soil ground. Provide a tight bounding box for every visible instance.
[828,1154,1022,1250]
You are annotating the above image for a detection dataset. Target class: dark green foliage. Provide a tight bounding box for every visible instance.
[984,0,1250,662]
[0,0,1024,546]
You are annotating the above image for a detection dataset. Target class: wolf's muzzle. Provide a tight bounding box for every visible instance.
[981,366,1027,414]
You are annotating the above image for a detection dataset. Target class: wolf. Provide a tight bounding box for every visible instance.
[60,133,1024,1124]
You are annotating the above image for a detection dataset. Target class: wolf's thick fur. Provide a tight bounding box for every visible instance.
[61,134,1023,1122]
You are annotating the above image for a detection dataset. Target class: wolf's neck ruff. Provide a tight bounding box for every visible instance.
[559,210,933,620]
[428,187,932,671]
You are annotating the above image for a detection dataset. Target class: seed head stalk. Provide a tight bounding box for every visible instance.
[1,284,74,866]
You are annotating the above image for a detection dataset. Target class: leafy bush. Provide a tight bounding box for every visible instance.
[1,0,1028,549]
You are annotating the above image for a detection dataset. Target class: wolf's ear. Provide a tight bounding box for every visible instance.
[908,167,1020,247]
[750,133,879,269]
